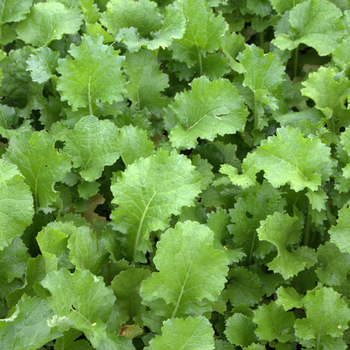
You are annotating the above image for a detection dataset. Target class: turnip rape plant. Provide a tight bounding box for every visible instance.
[2,0,350,349]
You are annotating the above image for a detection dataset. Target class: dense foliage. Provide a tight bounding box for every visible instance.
[2,0,350,349]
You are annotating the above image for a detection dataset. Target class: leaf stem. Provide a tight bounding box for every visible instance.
[259,31,264,52]
[88,76,93,115]
[198,52,203,76]
[293,47,299,79]
[303,202,312,246]
[254,95,258,130]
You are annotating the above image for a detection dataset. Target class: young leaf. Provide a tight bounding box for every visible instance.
[146,316,214,350]
[294,287,350,348]
[272,0,344,56]
[117,125,155,166]
[26,47,60,84]
[111,150,201,262]
[301,67,350,122]
[0,0,32,26]
[0,159,34,250]
[61,115,120,181]
[111,268,151,325]
[169,0,228,69]
[124,50,170,114]
[252,126,334,192]
[4,131,71,210]
[329,204,350,254]
[56,35,126,112]
[257,212,317,279]
[253,302,295,343]
[41,268,116,347]
[0,296,62,350]
[225,313,258,347]
[165,76,248,149]
[16,2,83,47]
[141,221,228,318]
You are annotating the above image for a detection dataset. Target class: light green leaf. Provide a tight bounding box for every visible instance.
[111,150,201,262]
[67,225,109,275]
[270,0,306,14]
[146,316,214,350]
[295,287,350,348]
[4,131,71,210]
[124,50,170,114]
[272,0,344,56]
[305,189,328,212]
[301,67,350,120]
[253,126,333,192]
[0,0,32,25]
[329,204,350,254]
[80,0,100,24]
[16,2,83,47]
[191,154,214,191]
[315,242,350,286]
[26,47,60,84]
[111,268,151,325]
[225,313,257,347]
[237,44,285,115]
[224,267,263,307]
[117,125,155,166]
[257,212,317,279]
[141,221,228,318]
[100,0,162,37]
[57,35,126,112]
[41,268,116,347]
[62,115,120,181]
[169,0,228,68]
[166,76,248,149]
[253,302,295,342]
[228,181,285,259]
[0,296,62,350]
[0,159,34,250]
[276,286,304,311]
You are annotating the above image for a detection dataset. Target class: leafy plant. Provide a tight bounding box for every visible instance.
[2,0,350,349]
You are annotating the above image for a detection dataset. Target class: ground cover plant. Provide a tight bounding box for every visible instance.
[2,0,350,348]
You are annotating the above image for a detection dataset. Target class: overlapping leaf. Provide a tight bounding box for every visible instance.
[57,35,126,112]
[62,115,120,181]
[273,0,344,56]
[329,204,350,254]
[4,131,71,210]
[16,2,83,47]
[0,0,32,26]
[165,76,248,149]
[141,221,228,318]
[0,159,34,250]
[111,150,201,261]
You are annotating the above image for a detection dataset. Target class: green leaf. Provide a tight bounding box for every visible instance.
[16,2,83,47]
[124,50,170,114]
[80,0,100,24]
[276,286,304,311]
[329,204,350,254]
[4,131,71,210]
[111,150,201,262]
[315,242,350,286]
[146,316,214,350]
[272,0,344,56]
[294,287,350,348]
[169,0,228,68]
[141,221,228,318]
[67,225,109,275]
[56,35,126,112]
[111,268,151,325]
[257,212,317,279]
[26,47,60,84]
[225,313,258,347]
[62,115,120,181]
[301,67,350,121]
[100,0,162,38]
[41,268,116,348]
[252,126,334,192]
[0,159,34,250]
[0,0,32,25]
[117,125,155,166]
[0,296,62,350]
[54,329,91,350]
[165,76,248,149]
[253,302,295,343]
[270,0,306,14]
[224,267,263,307]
